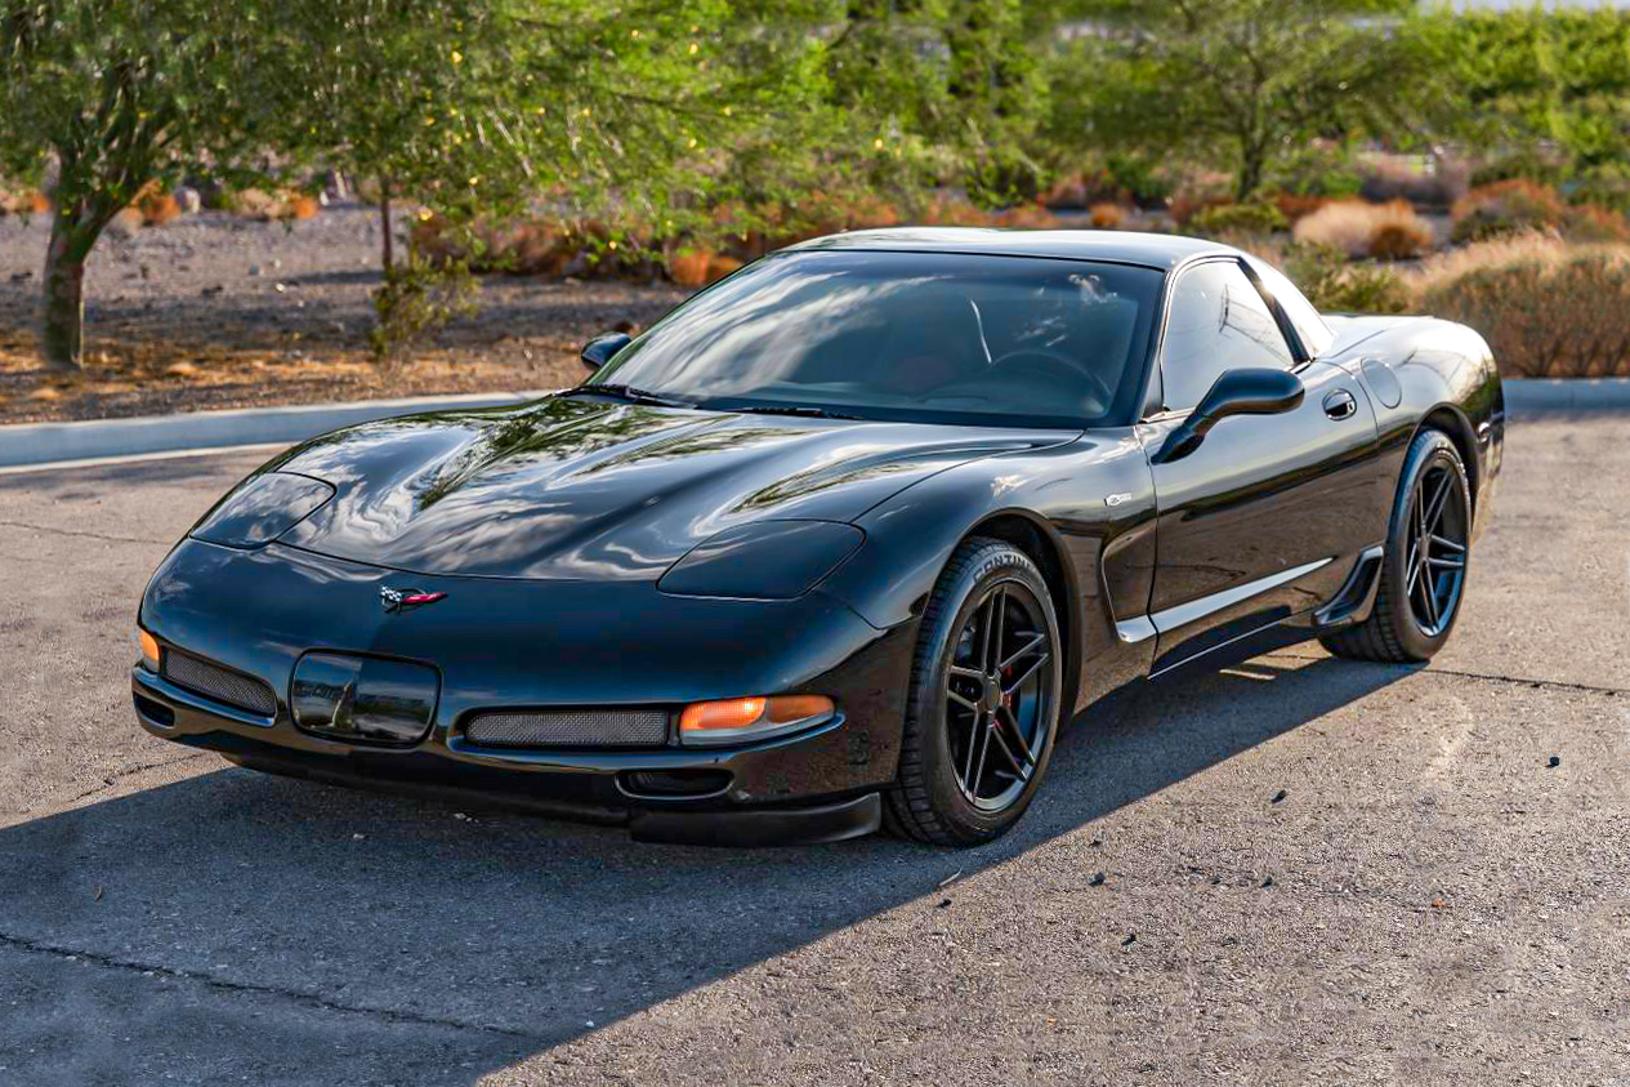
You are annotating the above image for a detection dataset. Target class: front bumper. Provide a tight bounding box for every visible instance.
[134,667,887,845]
[134,540,913,845]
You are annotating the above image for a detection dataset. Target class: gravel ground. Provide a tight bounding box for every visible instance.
[0,417,1626,1085]
[0,206,687,423]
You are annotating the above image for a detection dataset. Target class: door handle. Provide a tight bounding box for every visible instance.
[1323,389,1357,420]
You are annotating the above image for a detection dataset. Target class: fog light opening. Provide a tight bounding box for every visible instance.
[620,769,734,799]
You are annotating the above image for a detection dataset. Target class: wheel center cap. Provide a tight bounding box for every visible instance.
[980,673,1005,714]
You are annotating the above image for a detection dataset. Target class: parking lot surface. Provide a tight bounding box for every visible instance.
[1,416,1626,1086]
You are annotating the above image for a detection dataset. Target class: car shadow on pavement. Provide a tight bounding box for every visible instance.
[0,654,1414,1084]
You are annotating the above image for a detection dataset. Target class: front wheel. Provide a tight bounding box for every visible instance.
[1321,428,1471,663]
[885,538,1063,846]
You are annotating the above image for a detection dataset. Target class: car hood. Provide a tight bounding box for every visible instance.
[268,395,1065,580]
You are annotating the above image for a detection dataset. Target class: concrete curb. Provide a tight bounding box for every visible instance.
[1502,377,1630,416]
[0,390,554,469]
[0,376,1622,471]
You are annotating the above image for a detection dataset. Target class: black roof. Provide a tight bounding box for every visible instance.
[782,227,1236,271]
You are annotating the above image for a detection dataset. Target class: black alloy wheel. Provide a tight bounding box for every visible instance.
[887,537,1063,846]
[944,582,1054,811]
[1321,428,1472,663]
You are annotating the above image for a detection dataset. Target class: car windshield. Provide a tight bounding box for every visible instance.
[587,250,1164,428]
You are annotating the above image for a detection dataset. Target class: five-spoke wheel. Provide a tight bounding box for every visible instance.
[944,583,1055,812]
[887,537,1062,846]
[1322,427,1473,662]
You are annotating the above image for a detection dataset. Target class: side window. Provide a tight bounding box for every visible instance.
[1159,261,1295,412]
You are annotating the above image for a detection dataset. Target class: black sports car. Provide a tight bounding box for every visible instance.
[133,229,1504,847]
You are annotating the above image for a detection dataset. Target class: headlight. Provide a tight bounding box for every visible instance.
[658,520,864,600]
[190,471,335,549]
[678,695,836,747]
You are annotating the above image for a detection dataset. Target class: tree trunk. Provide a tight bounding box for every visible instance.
[1236,141,1267,202]
[40,208,101,372]
[379,179,393,272]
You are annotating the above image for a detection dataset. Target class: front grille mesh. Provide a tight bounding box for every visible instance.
[163,650,278,717]
[464,708,670,749]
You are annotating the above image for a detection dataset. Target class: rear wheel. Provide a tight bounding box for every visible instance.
[885,537,1062,846]
[1321,428,1471,663]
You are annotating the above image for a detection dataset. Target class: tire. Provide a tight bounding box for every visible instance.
[1321,428,1472,663]
[884,537,1064,846]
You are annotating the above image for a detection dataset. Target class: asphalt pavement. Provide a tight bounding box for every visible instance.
[1,417,1626,1086]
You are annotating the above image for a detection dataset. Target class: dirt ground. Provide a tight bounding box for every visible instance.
[0,205,689,424]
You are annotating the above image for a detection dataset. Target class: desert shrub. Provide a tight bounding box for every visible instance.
[1273,192,1330,224]
[667,248,712,288]
[1417,245,1630,377]
[1451,179,1569,244]
[220,187,320,222]
[916,197,997,228]
[1168,192,1231,227]
[1469,151,1566,189]
[412,213,586,277]
[1359,155,1468,209]
[0,188,46,215]
[1103,154,1174,209]
[1276,242,1412,314]
[1041,156,1172,212]
[1367,220,1434,261]
[1088,202,1126,229]
[706,253,744,281]
[370,248,479,368]
[995,204,1062,230]
[1293,199,1433,259]
[134,186,181,226]
[1188,200,1287,238]
[1568,168,1630,214]
[1267,144,1364,200]
[1563,204,1630,243]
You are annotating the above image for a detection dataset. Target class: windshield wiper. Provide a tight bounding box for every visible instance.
[568,384,696,409]
[715,402,862,420]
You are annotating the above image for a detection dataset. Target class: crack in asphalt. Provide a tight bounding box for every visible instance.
[0,517,168,546]
[0,931,548,1043]
[1266,652,1629,697]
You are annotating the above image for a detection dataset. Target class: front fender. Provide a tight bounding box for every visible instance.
[820,427,1160,711]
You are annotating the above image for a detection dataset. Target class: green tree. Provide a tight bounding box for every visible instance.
[1417,8,1630,187]
[1058,0,1422,201]
[276,0,834,359]
[0,0,278,371]
[825,0,1057,205]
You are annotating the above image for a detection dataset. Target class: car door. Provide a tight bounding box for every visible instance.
[1135,258,1383,674]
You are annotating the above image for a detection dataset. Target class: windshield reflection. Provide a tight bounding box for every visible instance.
[591,251,1163,429]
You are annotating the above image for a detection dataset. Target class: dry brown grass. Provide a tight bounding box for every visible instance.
[667,248,712,288]
[1089,202,1127,229]
[1293,199,1434,259]
[136,190,182,227]
[1413,236,1630,377]
[1272,193,1331,224]
[0,190,50,216]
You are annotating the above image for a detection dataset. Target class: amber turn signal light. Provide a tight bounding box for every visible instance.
[678,694,835,747]
[137,628,161,671]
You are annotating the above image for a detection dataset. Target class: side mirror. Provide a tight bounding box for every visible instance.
[1153,368,1305,464]
[580,331,632,372]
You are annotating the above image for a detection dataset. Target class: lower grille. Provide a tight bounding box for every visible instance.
[463,708,670,749]
[163,650,278,717]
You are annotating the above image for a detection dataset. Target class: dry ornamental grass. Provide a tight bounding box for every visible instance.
[1412,235,1630,377]
[1293,199,1435,260]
